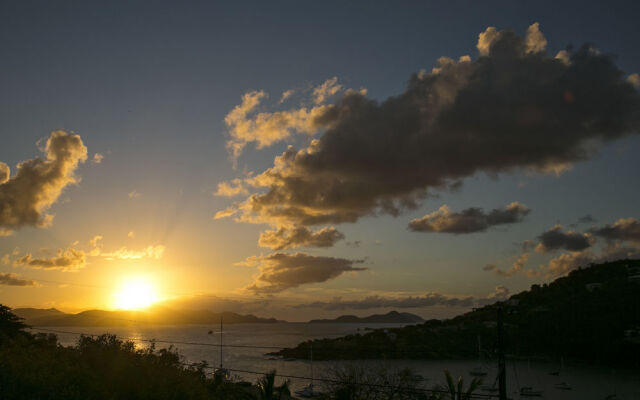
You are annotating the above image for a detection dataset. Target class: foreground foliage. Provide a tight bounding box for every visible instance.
[0,305,250,400]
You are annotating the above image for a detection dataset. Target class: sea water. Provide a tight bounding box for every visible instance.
[31,323,640,400]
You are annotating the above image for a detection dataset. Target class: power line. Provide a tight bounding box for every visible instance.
[28,326,448,355]
[29,327,284,350]
[27,327,501,399]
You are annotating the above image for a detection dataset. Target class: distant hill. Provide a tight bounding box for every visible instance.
[274,259,640,368]
[13,306,282,327]
[309,311,424,324]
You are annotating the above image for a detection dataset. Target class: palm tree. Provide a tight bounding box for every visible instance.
[443,369,482,400]
[258,370,291,400]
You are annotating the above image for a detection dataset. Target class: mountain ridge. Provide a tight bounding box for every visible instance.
[308,311,424,324]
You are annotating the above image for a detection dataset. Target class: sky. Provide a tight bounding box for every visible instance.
[1,0,639,321]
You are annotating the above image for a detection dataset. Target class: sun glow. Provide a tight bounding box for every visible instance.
[113,278,158,310]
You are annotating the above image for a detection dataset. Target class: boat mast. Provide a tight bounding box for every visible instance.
[220,315,223,369]
[310,342,314,393]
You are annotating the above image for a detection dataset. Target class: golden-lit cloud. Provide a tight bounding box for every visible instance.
[312,76,342,104]
[91,153,104,164]
[627,73,640,89]
[100,245,165,260]
[128,190,141,199]
[589,218,640,244]
[0,131,88,234]
[242,252,366,293]
[258,226,344,250]
[215,179,248,197]
[485,217,640,279]
[224,90,331,161]
[14,248,86,272]
[483,252,530,278]
[213,207,237,219]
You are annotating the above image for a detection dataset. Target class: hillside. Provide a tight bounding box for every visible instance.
[273,259,640,368]
[13,306,281,327]
[309,311,424,324]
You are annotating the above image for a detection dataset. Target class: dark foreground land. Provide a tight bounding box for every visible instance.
[274,260,640,368]
[0,306,479,400]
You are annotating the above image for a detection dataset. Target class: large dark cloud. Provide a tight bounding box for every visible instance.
[589,218,640,244]
[222,24,639,230]
[242,252,366,293]
[258,226,345,250]
[535,224,594,253]
[408,202,529,233]
[0,131,88,235]
[0,273,35,286]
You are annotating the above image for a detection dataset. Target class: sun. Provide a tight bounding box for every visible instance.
[113,278,158,310]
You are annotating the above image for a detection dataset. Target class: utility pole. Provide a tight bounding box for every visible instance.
[497,306,507,400]
[219,315,223,369]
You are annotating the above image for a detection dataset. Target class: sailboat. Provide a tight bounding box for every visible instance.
[519,359,543,397]
[213,316,230,380]
[295,343,320,398]
[548,356,564,376]
[469,336,488,377]
[554,382,572,390]
[520,386,543,397]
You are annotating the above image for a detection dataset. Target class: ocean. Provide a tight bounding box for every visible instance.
[30,323,640,400]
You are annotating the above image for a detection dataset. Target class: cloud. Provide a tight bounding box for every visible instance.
[533,243,640,279]
[313,77,343,104]
[225,23,639,230]
[0,131,88,234]
[214,207,237,219]
[0,273,36,286]
[215,179,249,197]
[128,190,141,199]
[14,248,86,272]
[258,226,345,250]
[294,286,511,310]
[279,89,295,104]
[242,252,366,293]
[487,285,511,300]
[92,153,104,164]
[488,217,640,279]
[1,254,9,265]
[224,90,331,161]
[408,202,530,234]
[628,73,640,89]
[100,245,165,260]
[589,218,640,244]
[535,224,594,253]
[294,293,475,310]
[483,252,530,277]
[127,231,135,238]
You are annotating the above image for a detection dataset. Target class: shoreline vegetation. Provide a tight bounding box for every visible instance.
[0,305,478,400]
[272,260,640,369]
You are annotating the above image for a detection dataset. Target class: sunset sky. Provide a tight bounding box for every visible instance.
[1,1,639,321]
